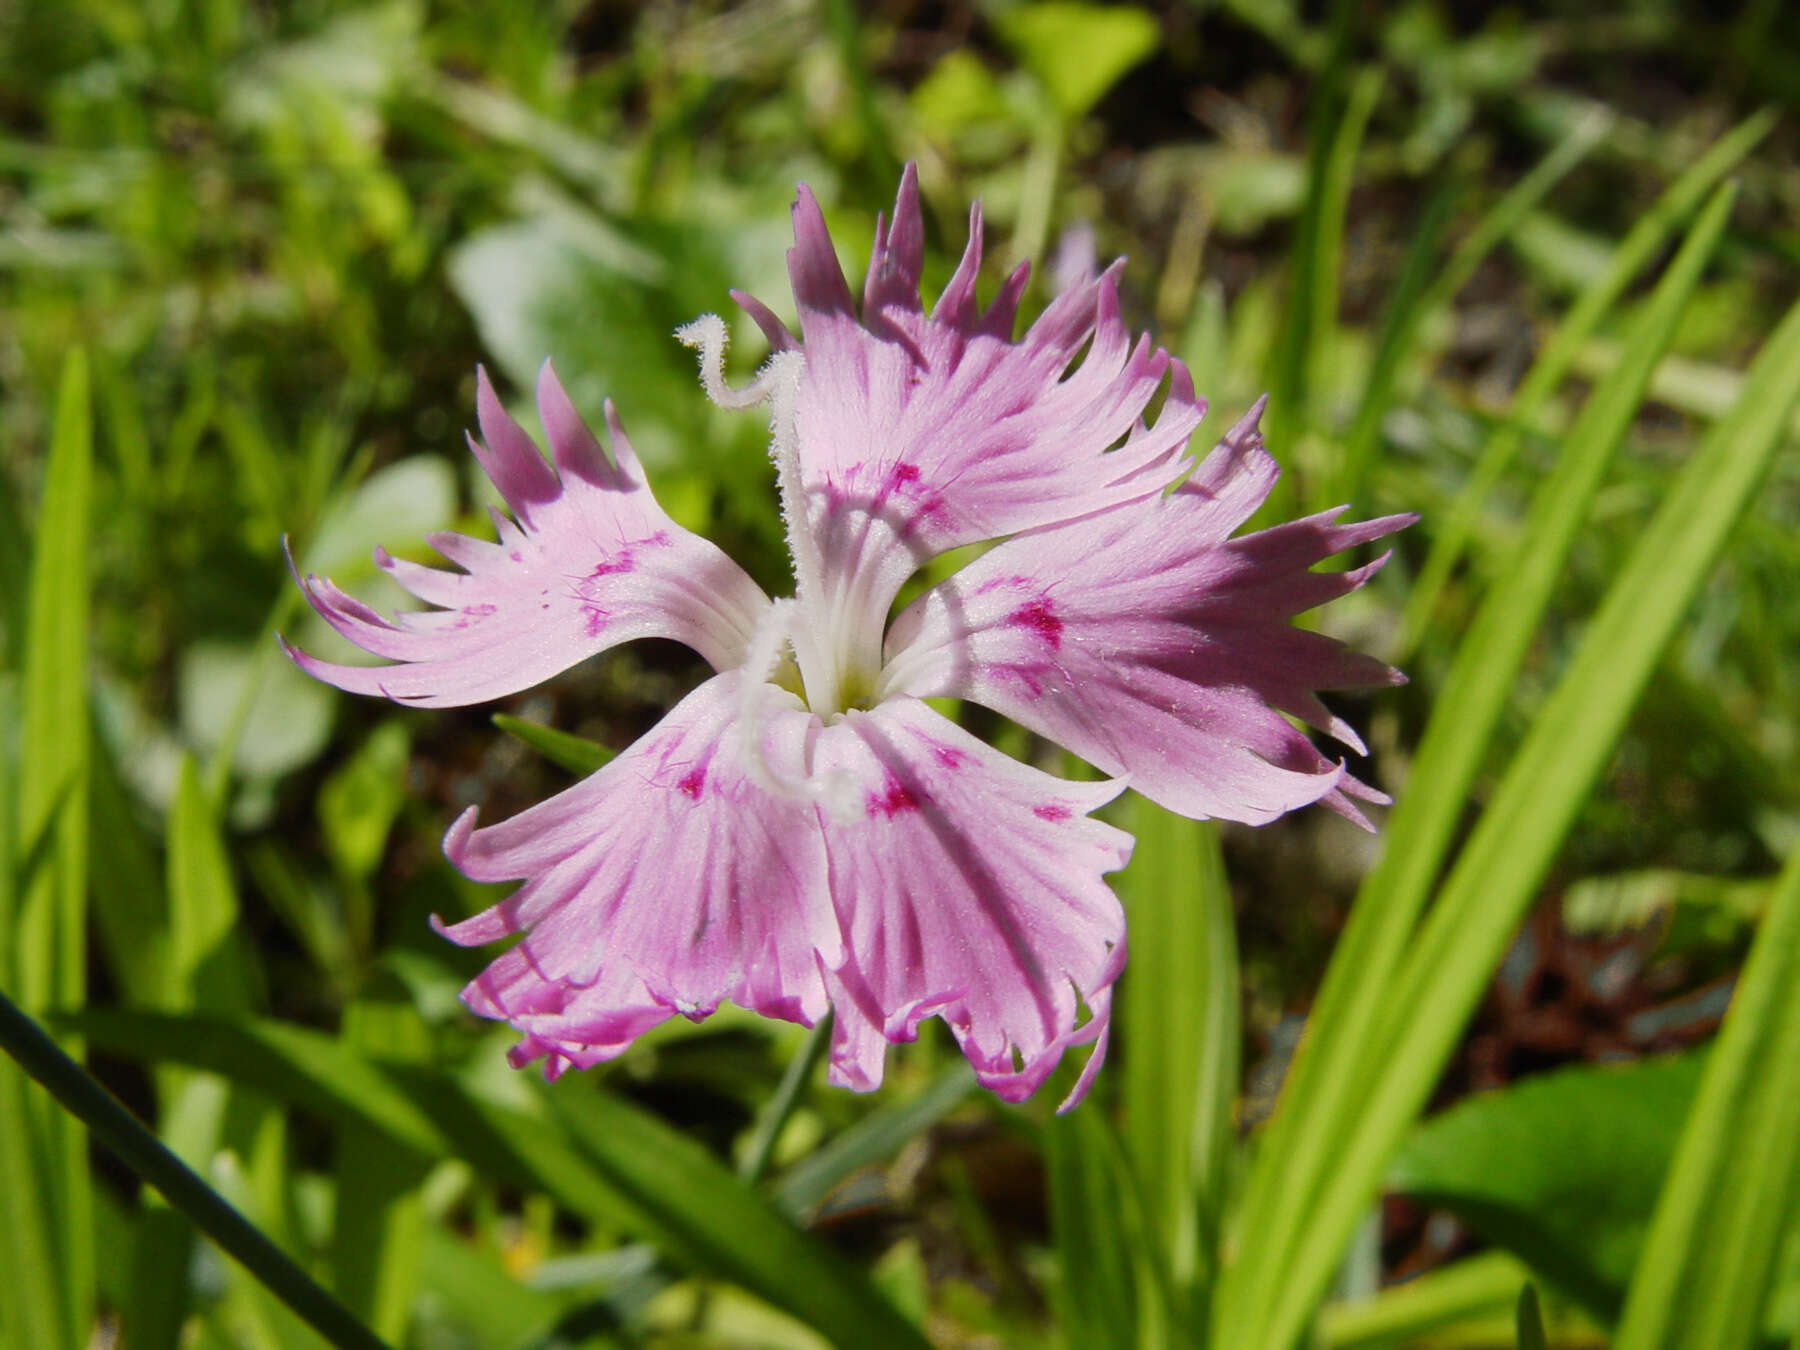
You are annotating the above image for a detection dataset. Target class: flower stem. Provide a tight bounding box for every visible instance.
[738,1012,833,1185]
[0,988,392,1350]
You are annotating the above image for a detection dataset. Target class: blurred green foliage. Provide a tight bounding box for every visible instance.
[3,1,1800,1347]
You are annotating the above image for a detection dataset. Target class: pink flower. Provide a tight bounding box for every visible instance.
[288,168,1410,1109]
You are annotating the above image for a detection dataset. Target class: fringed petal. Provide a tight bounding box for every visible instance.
[884,401,1414,828]
[737,168,1205,627]
[810,698,1131,1110]
[434,673,835,1074]
[286,363,770,706]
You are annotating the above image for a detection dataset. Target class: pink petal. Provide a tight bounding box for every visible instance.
[286,363,769,706]
[809,697,1131,1109]
[744,168,1205,627]
[434,673,836,1074]
[885,403,1415,827]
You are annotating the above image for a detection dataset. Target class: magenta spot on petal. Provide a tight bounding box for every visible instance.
[1007,597,1064,649]
[454,602,498,629]
[581,605,608,637]
[869,775,921,819]
[589,550,636,579]
[890,461,921,485]
[975,574,1033,596]
[676,767,706,800]
[510,551,523,562]
[1003,667,1048,698]
[1033,803,1071,822]
[932,744,966,769]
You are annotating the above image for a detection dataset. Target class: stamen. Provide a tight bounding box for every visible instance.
[734,600,861,823]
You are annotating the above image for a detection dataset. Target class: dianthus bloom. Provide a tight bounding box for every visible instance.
[289,168,1410,1109]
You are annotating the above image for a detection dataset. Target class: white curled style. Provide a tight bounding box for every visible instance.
[675,314,794,410]
[676,316,817,598]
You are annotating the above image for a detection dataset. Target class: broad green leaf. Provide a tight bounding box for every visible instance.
[416,1227,574,1350]
[492,714,614,777]
[1616,842,1800,1350]
[148,758,262,1348]
[0,442,28,668]
[909,49,1012,139]
[1561,867,1769,952]
[0,1052,61,1350]
[445,203,783,487]
[178,640,334,784]
[1390,1053,1705,1319]
[318,721,411,885]
[301,455,457,579]
[994,2,1159,120]
[126,1205,198,1350]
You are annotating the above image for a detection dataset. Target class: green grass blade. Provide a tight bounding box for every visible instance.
[1395,107,1775,657]
[1120,796,1236,1317]
[1417,109,1611,322]
[130,756,260,1350]
[1319,1251,1536,1349]
[773,1063,973,1218]
[168,755,255,1013]
[0,444,28,670]
[1218,180,1741,1349]
[1516,1285,1548,1350]
[0,1052,61,1349]
[416,1228,568,1350]
[62,1009,932,1350]
[492,713,615,776]
[12,347,94,1346]
[66,1010,452,1157]
[88,718,169,1006]
[1615,843,1800,1350]
[1333,171,1460,506]
[332,999,431,1344]
[1256,281,1800,1350]
[0,536,55,1350]
[1046,1106,1145,1350]
[0,992,390,1350]
[1302,63,1382,468]
[126,1205,200,1350]
[541,1080,932,1350]
[1262,0,1355,469]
